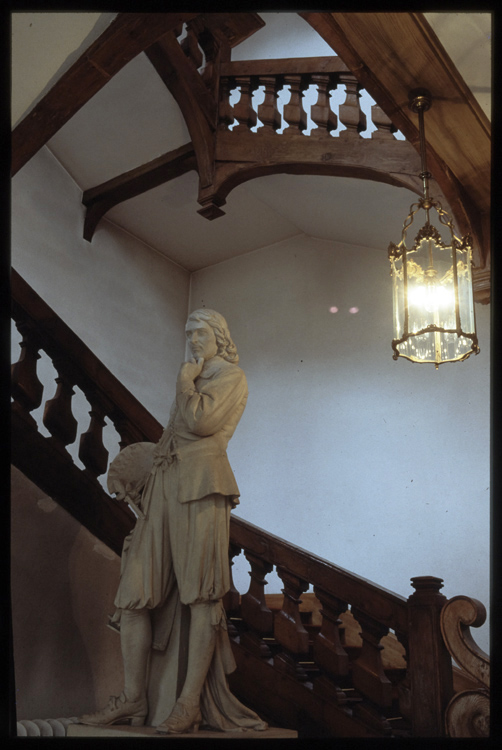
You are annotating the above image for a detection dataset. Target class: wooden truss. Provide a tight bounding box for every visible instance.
[11,12,490,299]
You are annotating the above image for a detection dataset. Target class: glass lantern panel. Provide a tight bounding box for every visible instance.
[406,239,455,332]
[455,248,476,335]
[390,256,405,340]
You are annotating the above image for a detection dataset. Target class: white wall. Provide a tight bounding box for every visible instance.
[11,466,124,720]
[12,146,190,428]
[189,232,490,654]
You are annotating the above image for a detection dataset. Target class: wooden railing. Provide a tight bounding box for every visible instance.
[11,268,162,552]
[11,269,488,737]
[218,58,396,140]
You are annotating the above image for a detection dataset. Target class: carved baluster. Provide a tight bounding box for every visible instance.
[274,568,310,653]
[239,552,273,658]
[312,587,349,678]
[394,630,412,722]
[180,23,203,69]
[407,576,453,737]
[218,77,235,131]
[223,543,242,615]
[79,398,109,477]
[338,74,367,137]
[311,587,350,705]
[282,75,307,136]
[43,361,78,450]
[11,322,44,423]
[240,552,274,632]
[257,76,281,133]
[198,24,220,92]
[233,77,258,133]
[371,103,397,139]
[273,568,310,680]
[350,608,393,707]
[310,74,338,137]
[109,413,140,451]
[350,609,394,732]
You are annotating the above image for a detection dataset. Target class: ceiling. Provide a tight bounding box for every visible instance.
[12,12,491,273]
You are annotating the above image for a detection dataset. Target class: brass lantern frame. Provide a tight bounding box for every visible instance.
[388,89,479,368]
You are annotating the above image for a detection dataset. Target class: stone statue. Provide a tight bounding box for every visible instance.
[78,309,267,734]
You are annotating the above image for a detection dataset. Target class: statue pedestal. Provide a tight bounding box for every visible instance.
[68,724,297,739]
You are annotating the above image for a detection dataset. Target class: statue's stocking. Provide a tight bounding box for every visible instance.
[120,608,152,702]
[178,601,217,705]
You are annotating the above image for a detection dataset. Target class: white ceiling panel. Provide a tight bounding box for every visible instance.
[105,171,302,271]
[47,52,190,189]
[241,174,423,252]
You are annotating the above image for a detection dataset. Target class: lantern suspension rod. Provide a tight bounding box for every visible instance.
[409,88,432,211]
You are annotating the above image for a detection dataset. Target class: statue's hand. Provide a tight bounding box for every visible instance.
[178,358,204,383]
[109,478,127,501]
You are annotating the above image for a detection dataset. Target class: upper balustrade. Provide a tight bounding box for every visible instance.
[218,57,396,141]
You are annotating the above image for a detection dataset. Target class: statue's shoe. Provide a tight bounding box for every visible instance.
[156,699,202,734]
[78,693,147,727]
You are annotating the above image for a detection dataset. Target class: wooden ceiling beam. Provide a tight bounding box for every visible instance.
[82,143,197,241]
[11,12,199,177]
[199,12,265,48]
[145,33,217,191]
[299,11,491,266]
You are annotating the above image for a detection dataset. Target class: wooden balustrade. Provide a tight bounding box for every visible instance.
[218,61,378,140]
[11,268,163,551]
[228,515,411,733]
[11,269,162,452]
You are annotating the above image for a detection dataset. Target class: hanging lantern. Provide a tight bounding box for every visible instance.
[388,89,479,368]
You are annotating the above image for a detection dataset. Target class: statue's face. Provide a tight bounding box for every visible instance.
[185,319,218,361]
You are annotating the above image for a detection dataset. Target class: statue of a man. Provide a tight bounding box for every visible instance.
[79,310,267,734]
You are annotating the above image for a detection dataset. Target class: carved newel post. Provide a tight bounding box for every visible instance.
[407,576,454,736]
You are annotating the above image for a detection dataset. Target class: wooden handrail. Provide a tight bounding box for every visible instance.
[231,515,408,635]
[220,56,350,77]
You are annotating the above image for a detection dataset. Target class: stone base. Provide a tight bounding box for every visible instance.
[68,723,297,739]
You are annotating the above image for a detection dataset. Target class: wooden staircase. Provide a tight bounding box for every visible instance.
[10,268,489,738]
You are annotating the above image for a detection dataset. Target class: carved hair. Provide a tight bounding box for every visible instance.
[187,309,239,364]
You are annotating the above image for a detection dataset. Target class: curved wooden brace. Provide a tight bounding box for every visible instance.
[145,32,216,190]
[82,143,196,241]
[204,159,425,207]
[198,133,449,223]
[440,595,490,689]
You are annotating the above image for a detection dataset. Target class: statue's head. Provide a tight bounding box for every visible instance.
[186,309,239,364]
